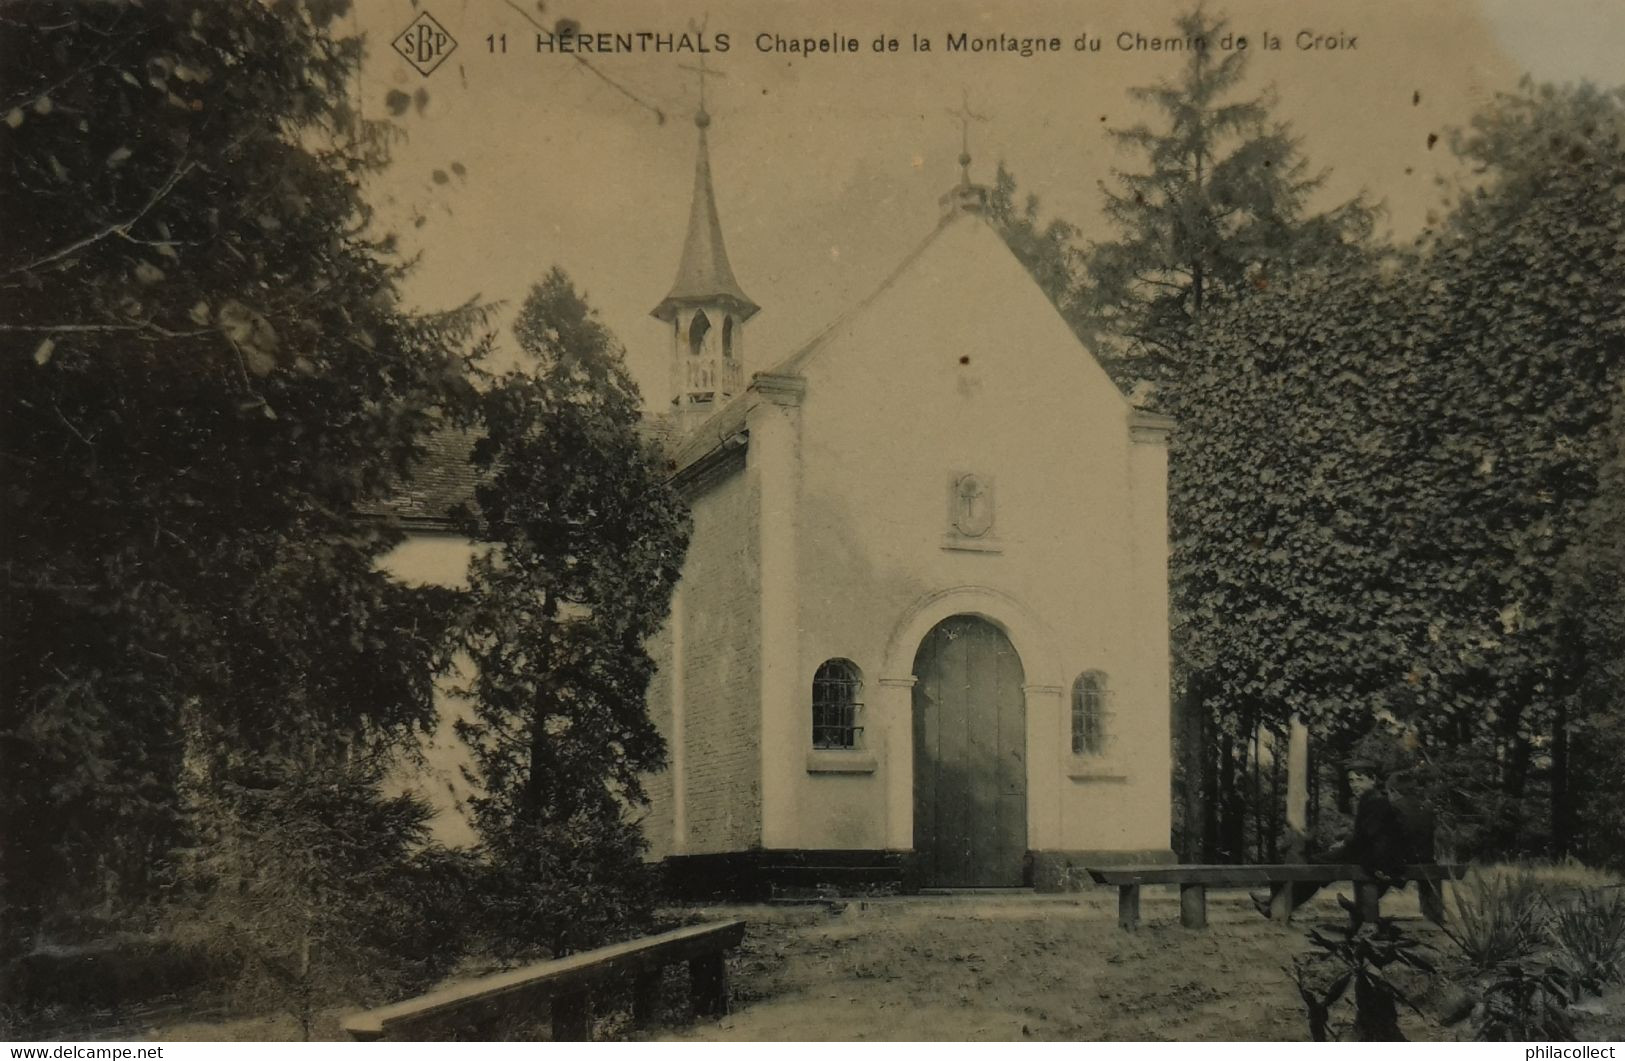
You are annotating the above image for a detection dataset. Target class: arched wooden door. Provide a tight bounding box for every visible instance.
[912,615,1028,887]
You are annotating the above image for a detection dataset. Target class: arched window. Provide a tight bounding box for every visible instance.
[687,310,711,357]
[1071,671,1108,756]
[813,659,863,749]
[721,316,735,361]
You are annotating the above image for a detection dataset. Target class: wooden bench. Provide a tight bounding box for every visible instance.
[1085,864,1467,931]
[340,919,746,1041]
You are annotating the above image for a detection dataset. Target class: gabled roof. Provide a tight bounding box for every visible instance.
[376,415,688,531]
[667,396,750,474]
[391,178,1159,522]
[661,194,1107,482]
[651,116,759,324]
[368,424,481,532]
[766,207,962,380]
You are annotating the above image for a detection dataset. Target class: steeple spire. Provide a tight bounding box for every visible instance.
[651,62,758,325]
[655,66,758,429]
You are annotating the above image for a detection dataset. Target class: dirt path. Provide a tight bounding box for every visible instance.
[661,889,1458,1042]
[133,885,1625,1042]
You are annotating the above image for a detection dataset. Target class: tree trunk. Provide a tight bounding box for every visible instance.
[1500,691,1531,801]
[1353,974,1406,1042]
[298,913,313,1041]
[1505,722,1532,857]
[1552,696,1571,859]
[1217,725,1237,863]
[1285,715,1310,860]
[1178,674,1209,861]
[1308,737,1320,846]
[1200,703,1220,862]
[1232,721,1250,862]
[1268,732,1284,863]
[1251,723,1263,863]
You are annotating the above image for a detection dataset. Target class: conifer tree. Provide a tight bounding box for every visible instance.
[0,0,478,950]
[986,163,1088,330]
[1085,6,1374,383]
[458,270,689,956]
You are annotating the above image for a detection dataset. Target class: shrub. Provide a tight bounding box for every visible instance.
[1473,962,1576,1041]
[1442,869,1547,970]
[1547,886,1625,994]
[473,802,660,961]
[1290,919,1434,1041]
[175,752,469,1039]
[0,936,227,1036]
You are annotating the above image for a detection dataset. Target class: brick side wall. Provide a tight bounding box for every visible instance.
[641,615,677,861]
[641,459,763,858]
[677,464,763,853]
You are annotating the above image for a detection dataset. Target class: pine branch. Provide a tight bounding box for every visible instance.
[4,157,197,278]
[0,321,212,338]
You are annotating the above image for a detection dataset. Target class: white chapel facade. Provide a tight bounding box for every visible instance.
[639,106,1176,894]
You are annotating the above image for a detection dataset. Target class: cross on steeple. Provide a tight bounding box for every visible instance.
[678,56,726,122]
[678,18,725,125]
[947,87,987,187]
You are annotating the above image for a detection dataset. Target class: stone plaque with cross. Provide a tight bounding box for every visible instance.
[944,472,999,551]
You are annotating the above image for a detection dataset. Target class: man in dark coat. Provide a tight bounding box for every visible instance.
[1255,755,1437,923]
[1342,765,1436,879]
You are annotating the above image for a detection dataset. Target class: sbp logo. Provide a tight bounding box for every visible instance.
[393,11,457,77]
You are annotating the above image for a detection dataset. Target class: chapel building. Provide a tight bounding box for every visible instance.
[638,105,1176,894]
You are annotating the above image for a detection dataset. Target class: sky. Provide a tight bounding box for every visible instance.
[349,0,1625,407]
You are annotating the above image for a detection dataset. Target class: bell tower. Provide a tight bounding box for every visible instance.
[652,70,759,432]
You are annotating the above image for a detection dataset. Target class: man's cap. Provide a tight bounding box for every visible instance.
[1347,727,1417,778]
